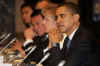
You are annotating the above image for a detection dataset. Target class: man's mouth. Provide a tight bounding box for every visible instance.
[36,30,40,34]
[57,24,63,27]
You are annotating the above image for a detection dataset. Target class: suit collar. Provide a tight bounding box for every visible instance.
[69,27,79,40]
[69,25,81,49]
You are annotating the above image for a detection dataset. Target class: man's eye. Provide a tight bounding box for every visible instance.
[55,16,58,20]
[36,22,40,25]
[25,11,29,14]
[60,14,64,18]
[31,23,35,26]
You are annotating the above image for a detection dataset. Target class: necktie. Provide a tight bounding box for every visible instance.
[64,37,69,47]
[62,37,69,59]
[63,37,69,51]
[56,37,69,51]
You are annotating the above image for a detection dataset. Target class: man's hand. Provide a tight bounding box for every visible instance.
[11,40,26,57]
[48,28,61,43]
[24,28,36,40]
[11,40,22,51]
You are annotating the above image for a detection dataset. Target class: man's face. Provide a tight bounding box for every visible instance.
[56,6,75,33]
[32,15,45,36]
[44,15,57,32]
[21,6,33,24]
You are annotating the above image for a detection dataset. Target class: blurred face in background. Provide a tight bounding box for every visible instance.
[35,0,48,9]
[35,0,58,10]
[44,15,57,32]
[21,6,33,24]
[42,8,62,43]
[31,14,46,36]
[42,8,57,32]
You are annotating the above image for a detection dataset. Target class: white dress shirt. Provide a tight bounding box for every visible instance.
[59,27,79,50]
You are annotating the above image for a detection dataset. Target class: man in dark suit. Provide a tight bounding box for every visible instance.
[22,10,50,64]
[44,2,97,66]
[11,9,49,65]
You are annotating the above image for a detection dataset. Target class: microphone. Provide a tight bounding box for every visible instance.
[8,54,19,63]
[36,43,57,65]
[0,33,7,41]
[57,60,66,66]
[0,37,16,54]
[17,45,37,66]
[21,45,37,62]
[0,33,12,44]
[37,52,50,65]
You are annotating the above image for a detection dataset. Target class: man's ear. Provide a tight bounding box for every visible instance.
[73,14,80,22]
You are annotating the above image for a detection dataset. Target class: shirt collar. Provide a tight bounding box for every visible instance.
[69,27,79,40]
[59,33,67,50]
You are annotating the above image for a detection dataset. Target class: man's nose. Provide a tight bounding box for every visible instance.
[56,16,62,24]
[34,25,39,30]
[23,14,26,19]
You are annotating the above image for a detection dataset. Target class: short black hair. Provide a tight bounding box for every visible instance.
[24,0,41,7]
[20,3,34,11]
[31,9,44,18]
[48,0,65,4]
[58,2,80,14]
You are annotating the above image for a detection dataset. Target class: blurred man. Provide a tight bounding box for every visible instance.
[23,10,49,64]
[11,3,35,58]
[30,8,62,66]
[35,0,64,10]
[20,3,36,55]
[40,7,64,66]
[21,3,34,27]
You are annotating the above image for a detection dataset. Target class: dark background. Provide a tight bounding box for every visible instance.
[0,0,15,46]
[79,0,100,43]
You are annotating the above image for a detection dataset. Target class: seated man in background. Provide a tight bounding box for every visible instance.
[30,7,64,66]
[12,9,49,64]
[40,7,64,66]
[35,0,58,9]
[20,3,36,55]
[7,3,36,65]
[23,10,49,64]
[11,3,36,61]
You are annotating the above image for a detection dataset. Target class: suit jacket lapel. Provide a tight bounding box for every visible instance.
[68,26,84,64]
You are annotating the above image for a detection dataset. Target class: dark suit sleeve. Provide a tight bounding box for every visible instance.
[22,40,44,63]
[42,47,62,66]
[24,47,44,63]
[66,27,97,66]
[23,36,49,63]
[63,40,97,66]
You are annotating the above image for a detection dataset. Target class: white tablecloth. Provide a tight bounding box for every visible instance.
[0,64,12,66]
